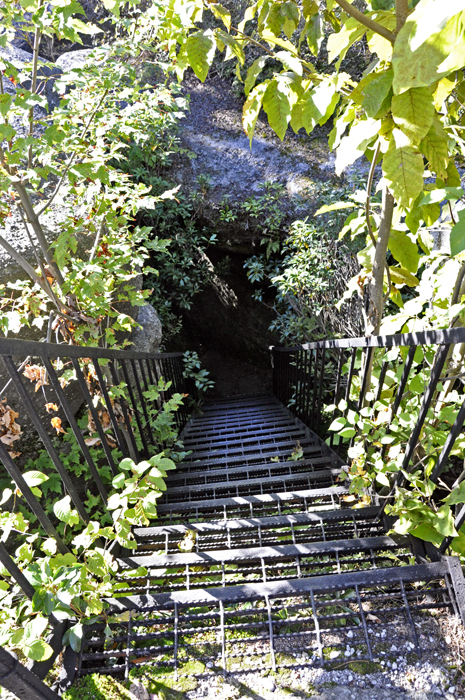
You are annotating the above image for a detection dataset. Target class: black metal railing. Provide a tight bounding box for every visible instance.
[271,327,465,550]
[0,338,196,627]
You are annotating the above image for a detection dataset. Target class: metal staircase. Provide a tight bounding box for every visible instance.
[77,394,465,680]
[1,333,465,696]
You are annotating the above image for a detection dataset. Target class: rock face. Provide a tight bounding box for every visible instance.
[166,74,334,245]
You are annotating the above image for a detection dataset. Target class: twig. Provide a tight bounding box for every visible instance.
[449,200,457,225]
[89,220,105,262]
[28,2,43,170]
[334,0,396,43]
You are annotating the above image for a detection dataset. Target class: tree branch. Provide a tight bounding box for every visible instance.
[13,181,66,289]
[15,204,66,313]
[366,186,395,335]
[395,0,409,34]
[334,0,396,44]
[0,233,48,292]
[365,141,380,247]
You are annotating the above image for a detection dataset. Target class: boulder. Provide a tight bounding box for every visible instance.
[130,303,163,354]
[55,48,96,72]
[0,44,62,115]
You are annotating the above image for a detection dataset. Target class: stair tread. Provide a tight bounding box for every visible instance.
[134,506,382,537]
[120,534,407,568]
[107,560,448,609]
[157,485,351,512]
[165,458,338,483]
[162,468,338,497]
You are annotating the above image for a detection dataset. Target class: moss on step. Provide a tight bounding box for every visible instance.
[129,659,205,698]
[62,674,135,700]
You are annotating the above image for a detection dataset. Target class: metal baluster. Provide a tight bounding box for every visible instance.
[120,361,149,457]
[3,356,89,523]
[109,360,139,461]
[43,358,108,505]
[71,358,117,474]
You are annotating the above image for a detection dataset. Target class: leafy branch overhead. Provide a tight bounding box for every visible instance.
[157,0,465,334]
[0,0,186,344]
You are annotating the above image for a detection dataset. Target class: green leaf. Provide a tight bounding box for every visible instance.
[112,473,126,489]
[339,428,356,438]
[388,266,419,287]
[420,187,463,205]
[327,17,365,65]
[450,210,465,257]
[22,471,49,488]
[434,505,458,538]
[314,201,356,215]
[242,81,269,145]
[41,538,57,556]
[100,0,121,16]
[68,623,84,653]
[24,640,53,662]
[362,69,393,118]
[53,495,78,525]
[186,30,216,83]
[376,472,391,487]
[24,616,48,643]
[329,416,346,431]
[304,13,324,56]
[220,33,246,65]
[119,458,135,471]
[393,7,465,93]
[0,124,15,142]
[410,522,444,545]
[244,56,268,96]
[443,480,465,505]
[262,78,293,141]
[209,3,231,30]
[302,0,318,19]
[383,130,424,209]
[260,29,297,53]
[310,78,340,127]
[421,202,440,226]
[53,495,71,523]
[274,50,302,75]
[420,121,450,179]
[335,118,380,175]
[391,87,434,145]
[388,230,420,273]
[0,94,13,118]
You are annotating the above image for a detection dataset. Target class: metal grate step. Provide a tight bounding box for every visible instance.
[117,536,412,597]
[133,507,384,554]
[80,559,464,678]
[165,458,339,486]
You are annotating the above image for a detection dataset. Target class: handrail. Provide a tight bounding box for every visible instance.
[270,327,465,554]
[0,336,184,360]
[270,325,465,352]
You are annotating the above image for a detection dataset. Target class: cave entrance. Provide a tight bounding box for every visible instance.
[167,249,279,398]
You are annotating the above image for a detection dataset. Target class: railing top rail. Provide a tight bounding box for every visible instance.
[270,327,465,353]
[0,338,184,361]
